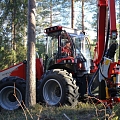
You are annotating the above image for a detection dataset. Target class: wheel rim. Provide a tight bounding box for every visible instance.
[0,86,22,110]
[43,79,62,105]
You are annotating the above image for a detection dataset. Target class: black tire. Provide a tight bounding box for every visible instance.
[37,69,79,107]
[0,76,26,110]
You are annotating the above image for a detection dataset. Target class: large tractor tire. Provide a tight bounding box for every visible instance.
[0,76,26,110]
[37,69,79,107]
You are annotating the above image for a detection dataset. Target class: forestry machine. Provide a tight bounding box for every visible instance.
[0,0,119,111]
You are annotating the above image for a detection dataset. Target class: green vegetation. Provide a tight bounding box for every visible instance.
[0,102,119,120]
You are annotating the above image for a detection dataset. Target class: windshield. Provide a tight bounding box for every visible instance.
[46,31,91,58]
[45,36,58,57]
[73,33,91,59]
[72,33,92,72]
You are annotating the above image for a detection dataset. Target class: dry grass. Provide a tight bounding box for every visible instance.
[0,101,119,120]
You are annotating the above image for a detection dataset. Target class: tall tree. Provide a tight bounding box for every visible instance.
[81,0,84,31]
[25,0,36,107]
[71,0,75,28]
[75,0,97,30]
[0,0,27,69]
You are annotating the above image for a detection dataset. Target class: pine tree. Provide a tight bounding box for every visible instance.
[25,0,36,107]
[0,0,28,69]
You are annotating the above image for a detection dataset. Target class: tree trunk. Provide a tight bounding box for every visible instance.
[11,0,16,51]
[50,4,52,27]
[25,0,36,107]
[82,0,84,32]
[71,0,74,28]
[11,0,16,65]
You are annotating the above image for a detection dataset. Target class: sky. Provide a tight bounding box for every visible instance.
[53,1,97,40]
[74,2,97,40]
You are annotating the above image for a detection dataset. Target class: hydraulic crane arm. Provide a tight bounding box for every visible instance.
[89,0,119,101]
[93,0,117,66]
[109,0,117,39]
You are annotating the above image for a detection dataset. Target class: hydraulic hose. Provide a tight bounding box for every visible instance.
[88,67,99,97]
[88,18,110,97]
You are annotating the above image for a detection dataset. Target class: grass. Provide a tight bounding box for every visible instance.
[0,102,120,120]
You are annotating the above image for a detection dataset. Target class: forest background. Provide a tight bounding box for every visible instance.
[0,0,120,70]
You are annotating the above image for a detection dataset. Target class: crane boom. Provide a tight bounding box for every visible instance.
[93,0,117,66]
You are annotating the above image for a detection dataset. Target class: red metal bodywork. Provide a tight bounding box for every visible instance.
[93,0,107,65]
[108,0,117,36]
[57,56,75,63]
[0,58,44,81]
[93,0,117,66]
[10,62,26,80]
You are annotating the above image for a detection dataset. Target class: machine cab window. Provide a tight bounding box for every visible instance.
[44,26,92,72]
